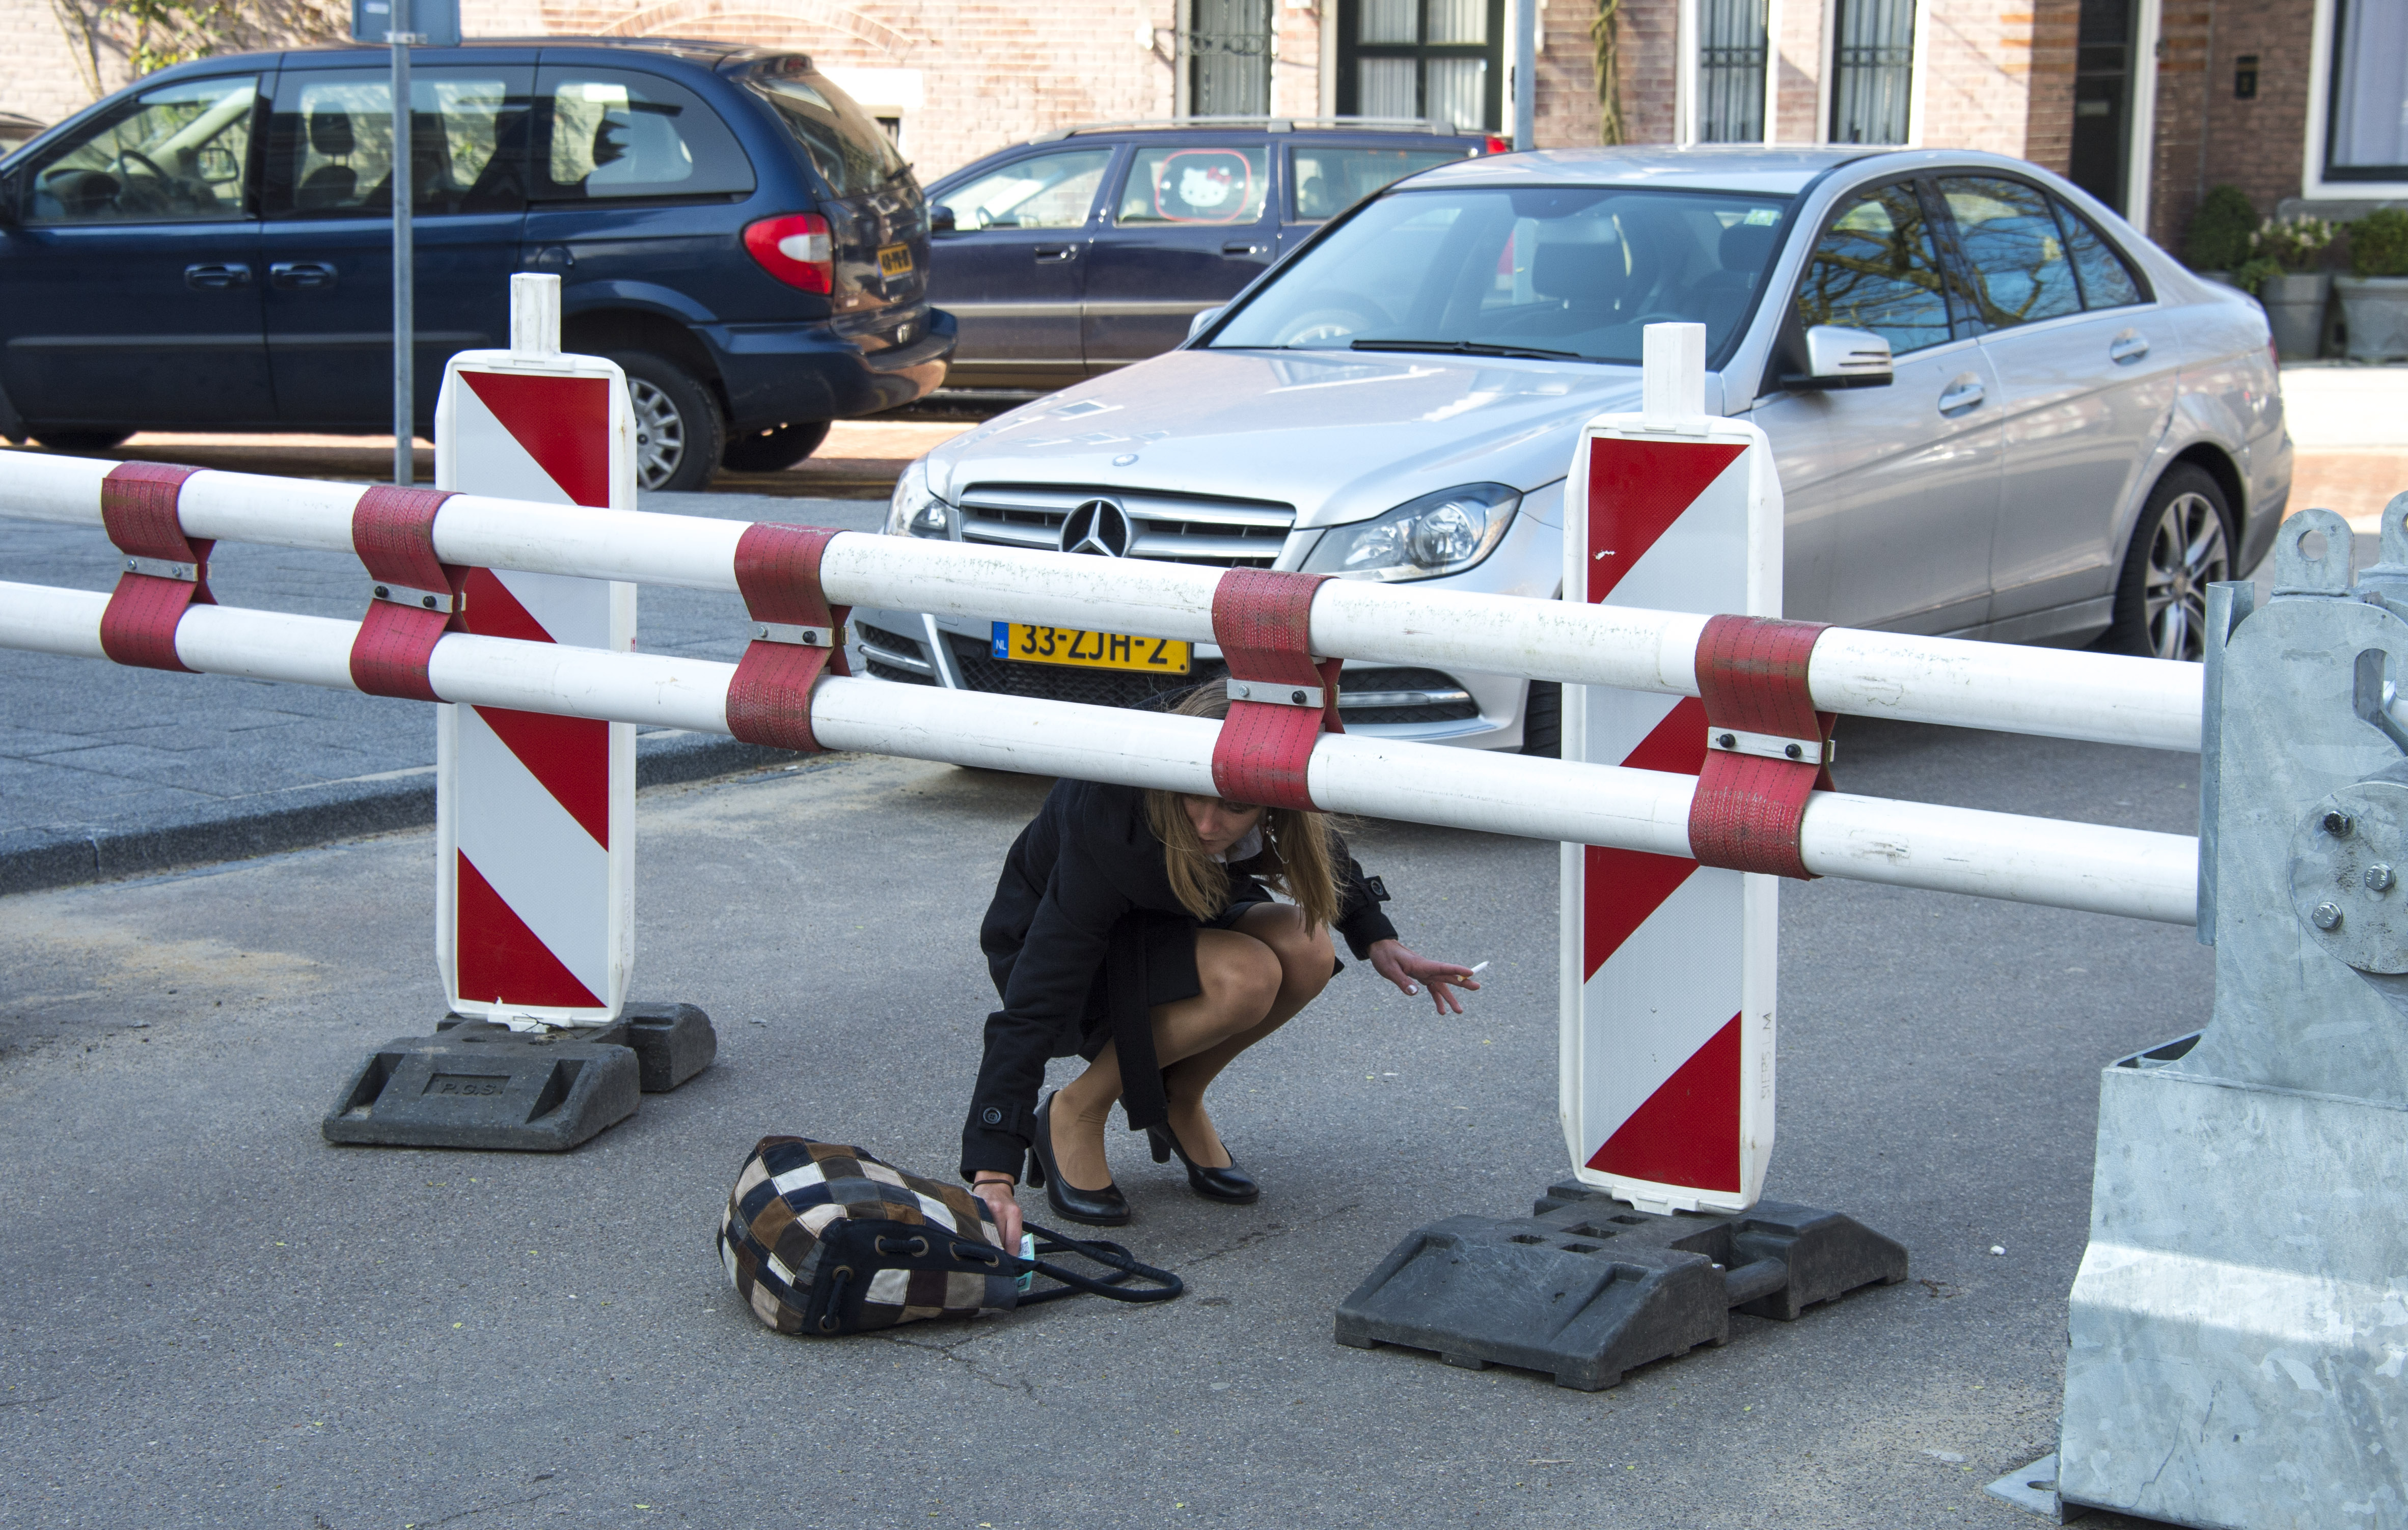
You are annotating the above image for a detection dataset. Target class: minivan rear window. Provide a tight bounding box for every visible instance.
[537,67,754,202]
[745,65,907,199]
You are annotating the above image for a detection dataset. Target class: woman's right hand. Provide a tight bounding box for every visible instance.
[973,1178,1024,1253]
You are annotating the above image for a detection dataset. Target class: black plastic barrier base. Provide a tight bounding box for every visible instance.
[320,1002,717,1152]
[1334,1182,1907,1390]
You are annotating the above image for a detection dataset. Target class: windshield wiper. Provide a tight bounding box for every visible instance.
[1350,339,1587,361]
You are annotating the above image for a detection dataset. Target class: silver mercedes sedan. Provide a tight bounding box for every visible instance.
[857,146,2289,755]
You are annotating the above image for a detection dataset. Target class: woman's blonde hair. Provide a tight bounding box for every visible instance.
[1143,683,1340,929]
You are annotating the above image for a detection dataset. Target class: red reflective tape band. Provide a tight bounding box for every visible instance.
[348,485,464,703]
[1686,614,1835,880]
[1208,569,1340,811]
[726,522,851,752]
[98,462,210,672]
[353,484,462,595]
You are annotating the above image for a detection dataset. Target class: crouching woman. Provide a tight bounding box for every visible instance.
[961,684,1476,1244]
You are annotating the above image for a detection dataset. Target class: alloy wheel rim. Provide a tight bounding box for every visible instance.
[628,378,685,490]
[2141,491,2230,662]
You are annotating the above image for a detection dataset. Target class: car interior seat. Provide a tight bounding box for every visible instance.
[1295,164,1333,219]
[459,107,532,211]
[1689,220,1781,339]
[1523,230,1651,318]
[296,109,358,210]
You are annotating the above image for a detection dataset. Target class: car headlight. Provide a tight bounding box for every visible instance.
[1301,483,1520,581]
[885,457,956,538]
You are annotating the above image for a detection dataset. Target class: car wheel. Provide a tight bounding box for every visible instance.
[1520,680,1562,758]
[722,419,832,474]
[2106,464,2233,661]
[610,352,724,493]
[34,429,133,453]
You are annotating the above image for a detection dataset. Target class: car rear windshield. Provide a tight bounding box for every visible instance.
[744,65,907,198]
[1212,184,1793,365]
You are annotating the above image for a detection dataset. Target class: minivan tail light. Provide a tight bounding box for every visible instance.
[1483,134,1512,155]
[744,213,833,293]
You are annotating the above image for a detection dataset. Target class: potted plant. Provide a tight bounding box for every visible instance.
[2182,185,2259,284]
[2240,216,2338,359]
[2337,209,2408,362]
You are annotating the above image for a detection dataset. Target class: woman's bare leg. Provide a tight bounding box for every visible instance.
[1159,905,1336,1167]
[1047,928,1282,1189]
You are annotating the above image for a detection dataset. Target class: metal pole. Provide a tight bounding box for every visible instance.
[389,0,415,486]
[1512,0,1539,149]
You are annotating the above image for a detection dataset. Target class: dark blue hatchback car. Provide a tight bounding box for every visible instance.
[0,39,953,489]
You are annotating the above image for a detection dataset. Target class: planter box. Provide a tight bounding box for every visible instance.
[2336,275,2408,362]
[2262,271,2332,359]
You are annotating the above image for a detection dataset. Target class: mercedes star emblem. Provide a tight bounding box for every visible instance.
[1059,497,1135,558]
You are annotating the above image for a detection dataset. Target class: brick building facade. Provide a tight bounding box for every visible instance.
[3,0,2401,248]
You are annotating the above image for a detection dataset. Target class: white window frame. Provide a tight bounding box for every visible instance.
[2124,0,2160,233]
[2303,0,2408,200]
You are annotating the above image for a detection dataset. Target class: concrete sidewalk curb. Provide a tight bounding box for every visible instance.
[0,730,796,896]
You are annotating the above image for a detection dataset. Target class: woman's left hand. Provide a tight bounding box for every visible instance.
[1368,939,1480,1015]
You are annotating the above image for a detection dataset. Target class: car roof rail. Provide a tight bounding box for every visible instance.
[1029,115,1470,142]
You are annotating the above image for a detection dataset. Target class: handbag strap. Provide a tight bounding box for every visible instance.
[1009,1220,1184,1305]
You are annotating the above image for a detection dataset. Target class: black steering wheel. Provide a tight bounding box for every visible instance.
[113,147,170,182]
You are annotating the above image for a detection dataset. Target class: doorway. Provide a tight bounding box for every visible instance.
[2068,0,2137,212]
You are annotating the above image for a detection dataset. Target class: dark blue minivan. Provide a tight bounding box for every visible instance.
[0,39,953,489]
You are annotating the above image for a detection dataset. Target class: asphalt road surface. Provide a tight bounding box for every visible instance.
[0,715,2204,1529]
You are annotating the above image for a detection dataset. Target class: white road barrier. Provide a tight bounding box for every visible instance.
[0,450,2203,754]
[0,578,2200,926]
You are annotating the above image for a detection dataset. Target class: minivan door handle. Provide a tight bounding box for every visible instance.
[1032,244,1078,263]
[269,261,338,291]
[183,262,252,290]
[1221,241,1266,256]
[2109,330,2150,364]
[1938,375,1987,413]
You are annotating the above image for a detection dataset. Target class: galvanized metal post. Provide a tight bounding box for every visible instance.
[389,0,415,487]
[2053,497,2408,1526]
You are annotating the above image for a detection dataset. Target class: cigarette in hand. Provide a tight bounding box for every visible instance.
[1468,962,1489,976]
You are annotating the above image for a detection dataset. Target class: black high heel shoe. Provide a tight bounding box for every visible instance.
[1027,1092,1130,1227]
[1147,1122,1260,1205]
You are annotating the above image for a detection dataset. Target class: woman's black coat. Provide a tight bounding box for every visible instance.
[961,779,1400,1180]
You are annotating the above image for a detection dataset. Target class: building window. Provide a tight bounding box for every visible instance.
[1190,0,1274,117]
[1696,0,1769,141]
[1829,0,1916,144]
[1337,0,1505,130]
[2326,0,2408,179]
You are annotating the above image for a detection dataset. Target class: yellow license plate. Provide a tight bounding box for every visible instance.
[878,242,913,276]
[992,622,1191,674]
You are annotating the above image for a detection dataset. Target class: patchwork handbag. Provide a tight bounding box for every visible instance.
[718,1136,1182,1336]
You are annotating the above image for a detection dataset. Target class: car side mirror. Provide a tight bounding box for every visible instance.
[1784,325,1893,390]
[928,205,956,235]
[1187,305,1225,341]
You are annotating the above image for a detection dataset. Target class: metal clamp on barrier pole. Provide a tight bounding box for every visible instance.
[725,523,850,753]
[1210,569,1342,811]
[98,462,210,672]
[1687,614,1835,879]
[348,486,465,702]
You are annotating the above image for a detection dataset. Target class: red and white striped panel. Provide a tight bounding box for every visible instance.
[432,350,636,1027]
[1558,414,1783,1214]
